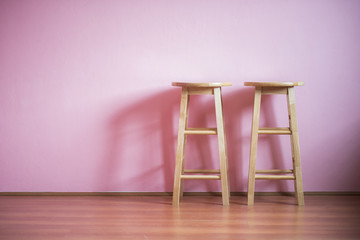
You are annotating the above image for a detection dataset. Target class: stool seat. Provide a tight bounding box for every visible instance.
[172,82,232,87]
[244,82,304,87]
[172,82,231,206]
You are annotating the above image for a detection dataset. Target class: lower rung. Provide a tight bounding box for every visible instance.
[255,174,295,180]
[184,128,217,135]
[184,169,221,174]
[181,175,221,180]
[256,169,294,174]
[258,128,291,135]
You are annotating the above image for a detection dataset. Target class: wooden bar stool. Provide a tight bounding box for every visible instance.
[172,82,231,206]
[245,82,305,206]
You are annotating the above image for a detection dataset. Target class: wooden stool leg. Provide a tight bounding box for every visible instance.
[287,87,305,206]
[221,97,231,199]
[179,92,190,199]
[248,87,262,206]
[214,87,230,206]
[173,88,189,206]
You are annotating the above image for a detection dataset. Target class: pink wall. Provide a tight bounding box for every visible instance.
[1,0,360,192]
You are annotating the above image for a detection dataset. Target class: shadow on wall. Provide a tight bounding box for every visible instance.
[100,89,179,192]
[224,87,292,192]
[257,94,290,193]
[222,88,253,192]
[99,86,293,193]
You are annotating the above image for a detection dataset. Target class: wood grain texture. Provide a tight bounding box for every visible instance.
[244,82,304,87]
[214,87,230,205]
[172,88,189,206]
[0,195,359,240]
[172,82,232,87]
[258,127,291,135]
[247,87,262,205]
[287,86,305,206]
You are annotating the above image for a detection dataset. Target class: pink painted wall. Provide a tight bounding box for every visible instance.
[1,0,360,192]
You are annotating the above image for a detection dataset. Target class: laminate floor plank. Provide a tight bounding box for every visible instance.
[0,195,359,239]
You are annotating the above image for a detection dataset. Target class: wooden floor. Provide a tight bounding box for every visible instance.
[1,195,360,240]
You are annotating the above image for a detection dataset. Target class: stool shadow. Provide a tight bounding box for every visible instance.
[100,89,179,192]
[184,87,254,193]
[99,86,291,194]
[222,87,289,193]
[174,94,218,192]
[257,94,289,193]
[222,88,253,193]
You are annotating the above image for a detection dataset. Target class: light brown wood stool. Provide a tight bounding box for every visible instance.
[245,82,305,206]
[172,82,231,206]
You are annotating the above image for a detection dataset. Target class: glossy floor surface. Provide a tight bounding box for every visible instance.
[0,195,359,239]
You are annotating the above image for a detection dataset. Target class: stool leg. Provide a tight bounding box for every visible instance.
[173,88,189,206]
[179,92,190,199]
[248,87,262,206]
[287,87,305,206]
[222,99,231,199]
[214,87,230,205]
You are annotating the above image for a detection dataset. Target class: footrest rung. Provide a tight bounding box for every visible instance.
[256,169,293,174]
[184,128,217,135]
[255,174,295,180]
[258,127,291,135]
[184,169,221,174]
[181,175,221,180]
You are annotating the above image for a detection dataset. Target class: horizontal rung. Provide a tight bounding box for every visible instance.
[256,169,294,174]
[184,169,221,174]
[184,128,217,135]
[255,174,295,180]
[258,128,291,135]
[181,175,221,180]
[188,87,214,95]
[261,87,288,95]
